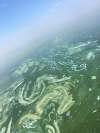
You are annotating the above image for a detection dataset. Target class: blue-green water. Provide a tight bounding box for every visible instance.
[0,38,100,133]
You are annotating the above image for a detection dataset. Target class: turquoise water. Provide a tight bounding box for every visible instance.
[0,39,100,133]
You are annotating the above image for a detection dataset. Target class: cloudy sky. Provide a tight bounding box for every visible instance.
[0,0,100,74]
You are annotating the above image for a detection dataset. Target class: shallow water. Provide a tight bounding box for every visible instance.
[0,39,100,133]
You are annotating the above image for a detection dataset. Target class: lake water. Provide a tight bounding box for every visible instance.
[0,36,100,133]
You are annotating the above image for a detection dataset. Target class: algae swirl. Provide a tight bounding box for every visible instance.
[0,59,75,133]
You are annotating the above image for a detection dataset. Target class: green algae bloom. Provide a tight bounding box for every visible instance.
[0,59,74,133]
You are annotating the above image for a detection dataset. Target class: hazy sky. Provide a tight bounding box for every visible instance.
[0,0,100,45]
[0,0,100,74]
[0,0,53,42]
